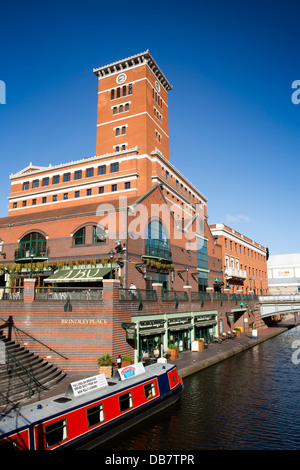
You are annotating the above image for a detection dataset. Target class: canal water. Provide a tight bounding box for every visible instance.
[96,326,300,450]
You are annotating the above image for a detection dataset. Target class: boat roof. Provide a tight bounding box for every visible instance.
[0,362,175,436]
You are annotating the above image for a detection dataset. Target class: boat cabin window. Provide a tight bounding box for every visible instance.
[144,382,156,400]
[87,403,105,427]
[44,419,68,448]
[119,392,133,412]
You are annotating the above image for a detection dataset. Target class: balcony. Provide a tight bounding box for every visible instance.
[225,267,247,280]
[14,247,50,262]
[142,239,172,262]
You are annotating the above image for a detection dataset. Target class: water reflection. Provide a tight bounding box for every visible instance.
[96,327,300,450]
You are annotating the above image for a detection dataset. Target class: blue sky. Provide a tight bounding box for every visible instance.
[1,0,300,256]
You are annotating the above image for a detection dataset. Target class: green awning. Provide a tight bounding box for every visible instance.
[44,267,112,283]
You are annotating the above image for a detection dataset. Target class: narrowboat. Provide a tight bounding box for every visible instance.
[0,361,183,450]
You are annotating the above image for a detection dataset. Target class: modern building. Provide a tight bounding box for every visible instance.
[209,223,268,295]
[267,253,300,294]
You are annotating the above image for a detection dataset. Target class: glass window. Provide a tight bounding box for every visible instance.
[125,182,130,189]
[110,162,119,173]
[32,199,36,205]
[63,173,71,182]
[53,175,60,184]
[119,392,133,412]
[42,178,49,187]
[53,195,57,202]
[44,419,68,448]
[93,225,106,244]
[87,403,105,428]
[99,186,104,194]
[98,165,106,175]
[42,197,47,203]
[86,168,94,178]
[116,87,120,98]
[111,89,114,100]
[63,193,68,200]
[87,188,92,196]
[144,382,156,400]
[74,170,82,180]
[73,227,86,245]
[197,238,208,270]
[75,191,80,198]
[32,179,39,189]
[111,184,117,192]
[128,83,132,94]
[23,182,29,191]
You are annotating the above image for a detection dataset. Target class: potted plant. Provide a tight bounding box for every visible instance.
[97,353,114,378]
[234,327,242,338]
[191,338,204,351]
[168,344,179,360]
[121,355,133,367]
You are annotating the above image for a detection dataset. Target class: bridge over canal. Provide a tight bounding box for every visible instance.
[259,294,300,319]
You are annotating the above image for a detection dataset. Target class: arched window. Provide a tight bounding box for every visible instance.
[73,227,86,245]
[145,220,171,261]
[93,225,106,244]
[19,232,47,258]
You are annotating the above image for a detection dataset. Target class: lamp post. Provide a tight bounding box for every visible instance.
[109,249,114,279]
[29,250,35,279]
[185,266,189,286]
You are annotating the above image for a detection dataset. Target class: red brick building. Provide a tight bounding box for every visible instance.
[0,52,267,369]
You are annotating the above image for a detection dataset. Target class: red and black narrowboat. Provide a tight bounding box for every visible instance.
[0,362,183,450]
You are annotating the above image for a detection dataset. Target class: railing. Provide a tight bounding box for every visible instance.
[162,290,189,309]
[119,289,157,311]
[35,287,103,301]
[1,287,24,301]
[144,239,172,261]
[14,247,50,261]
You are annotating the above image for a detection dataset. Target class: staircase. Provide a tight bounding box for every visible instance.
[0,334,66,411]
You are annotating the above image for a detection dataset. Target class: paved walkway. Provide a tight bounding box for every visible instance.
[171,322,296,378]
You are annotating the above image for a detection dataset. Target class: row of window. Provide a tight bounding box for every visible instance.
[13,182,131,208]
[113,102,130,114]
[224,238,266,262]
[152,87,163,109]
[162,167,200,206]
[44,382,156,448]
[21,163,120,191]
[110,83,133,100]
[226,256,267,279]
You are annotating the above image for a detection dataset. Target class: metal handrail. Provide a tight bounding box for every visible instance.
[5,348,47,398]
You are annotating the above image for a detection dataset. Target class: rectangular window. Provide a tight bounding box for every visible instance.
[32,179,39,189]
[13,202,17,208]
[44,419,68,448]
[87,188,92,196]
[75,191,80,198]
[144,382,156,400]
[63,172,71,182]
[119,392,133,413]
[93,226,106,244]
[63,193,68,200]
[74,170,82,180]
[122,85,127,96]
[99,186,104,194]
[110,162,119,173]
[111,184,117,192]
[53,195,57,202]
[42,197,47,204]
[111,89,114,100]
[87,403,105,428]
[86,168,94,178]
[113,106,117,114]
[22,200,27,207]
[116,128,120,136]
[116,87,120,98]
[128,83,132,94]
[121,126,126,135]
[32,199,36,205]
[98,165,106,175]
[53,175,60,184]
[125,103,129,111]
[125,182,131,189]
[42,177,49,187]
[23,182,29,191]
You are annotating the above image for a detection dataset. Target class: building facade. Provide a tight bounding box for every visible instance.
[267,253,300,294]
[0,52,267,369]
[209,223,268,295]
